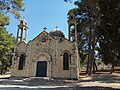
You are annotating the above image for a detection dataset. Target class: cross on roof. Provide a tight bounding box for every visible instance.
[43,27,47,31]
[55,26,58,29]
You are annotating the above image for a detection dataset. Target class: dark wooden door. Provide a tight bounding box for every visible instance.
[36,61,47,77]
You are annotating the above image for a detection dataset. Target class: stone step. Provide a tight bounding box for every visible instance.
[23,77,51,82]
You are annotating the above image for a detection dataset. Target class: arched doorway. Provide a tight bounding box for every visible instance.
[34,53,51,77]
[36,61,47,77]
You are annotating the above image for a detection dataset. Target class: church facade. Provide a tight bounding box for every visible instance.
[11,14,80,79]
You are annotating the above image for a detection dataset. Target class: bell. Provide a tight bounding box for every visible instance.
[7,7,10,10]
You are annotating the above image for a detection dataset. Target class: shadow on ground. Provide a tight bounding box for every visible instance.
[0,86,118,90]
[80,71,120,84]
[0,72,120,90]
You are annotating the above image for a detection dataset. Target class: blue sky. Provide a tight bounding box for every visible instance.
[6,0,76,41]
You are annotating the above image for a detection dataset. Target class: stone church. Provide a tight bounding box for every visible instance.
[11,14,80,79]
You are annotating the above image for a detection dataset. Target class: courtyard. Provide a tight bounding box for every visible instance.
[0,72,120,90]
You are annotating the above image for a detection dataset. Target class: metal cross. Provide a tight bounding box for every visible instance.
[55,26,58,29]
[43,27,47,31]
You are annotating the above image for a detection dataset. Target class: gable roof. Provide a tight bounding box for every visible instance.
[32,30,54,41]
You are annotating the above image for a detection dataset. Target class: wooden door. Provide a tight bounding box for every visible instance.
[36,61,47,77]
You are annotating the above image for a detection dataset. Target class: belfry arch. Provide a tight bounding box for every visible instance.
[68,14,78,42]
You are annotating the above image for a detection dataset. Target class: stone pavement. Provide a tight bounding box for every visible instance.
[0,74,120,90]
[0,74,10,79]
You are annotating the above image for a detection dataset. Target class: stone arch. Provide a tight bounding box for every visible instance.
[33,52,52,77]
[33,52,52,62]
[18,53,26,70]
[63,52,69,70]
[60,50,70,56]
[68,14,78,42]
[18,52,26,57]
[60,50,71,70]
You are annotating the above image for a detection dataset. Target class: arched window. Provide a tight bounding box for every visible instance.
[70,15,73,20]
[18,54,26,70]
[42,37,46,42]
[70,25,75,42]
[63,52,69,70]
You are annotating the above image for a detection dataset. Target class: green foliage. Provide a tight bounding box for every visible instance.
[0,0,25,26]
[0,0,24,74]
[67,0,99,74]
[67,8,77,15]
[64,0,72,3]
[97,0,120,65]
[67,0,120,72]
[80,51,88,69]
[0,27,16,74]
[0,12,10,26]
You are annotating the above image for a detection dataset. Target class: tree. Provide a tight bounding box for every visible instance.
[0,12,10,27]
[96,0,120,73]
[0,0,25,26]
[0,0,25,74]
[67,0,99,76]
[66,0,120,75]
[0,27,16,74]
[64,0,72,3]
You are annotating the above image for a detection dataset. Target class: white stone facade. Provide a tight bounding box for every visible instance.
[11,31,80,79]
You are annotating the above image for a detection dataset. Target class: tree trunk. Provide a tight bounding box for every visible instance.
[93,60,95,73]
[93,60,97,73]
[86,52,91,75]
[94,60,98,71]
[86,31,92,75]
[86,47,91,74]
[87,31,93,76]
[1,60,4,75]
[87,14,93,76]
[89,47,94,76]
[111,59,115,74]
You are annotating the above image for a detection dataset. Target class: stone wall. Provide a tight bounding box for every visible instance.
[11,31,80,79]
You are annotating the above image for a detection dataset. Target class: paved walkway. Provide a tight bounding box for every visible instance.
[0,73,120,90]
[0,74,10,79]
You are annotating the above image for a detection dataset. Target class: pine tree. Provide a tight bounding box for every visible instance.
[0,0,25,74]
[0,0,25,27]
[67,0,120,74]
[97,0,120,73]
[0,27,16,74]
[67,0,99,76]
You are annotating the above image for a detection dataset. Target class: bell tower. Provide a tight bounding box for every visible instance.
[68,14,80,79]
[17,19,28,43]
[68,14,78,42]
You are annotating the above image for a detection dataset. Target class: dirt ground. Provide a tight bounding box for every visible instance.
[0,72,120,90]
